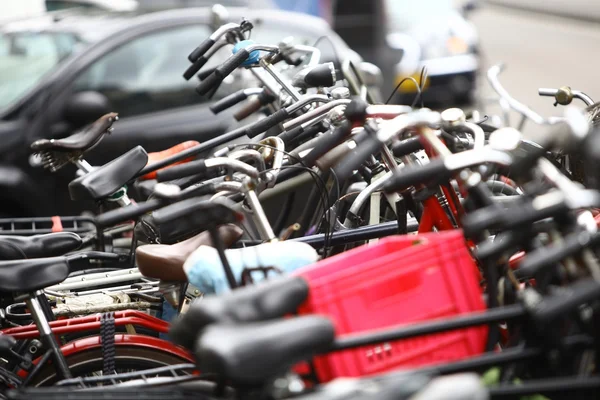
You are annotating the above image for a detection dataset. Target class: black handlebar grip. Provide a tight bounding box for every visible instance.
[95,198,163,228]
[392,137,424,157]
[183,56,208,81]
[500,199,568,231]
[196,72,223,96]
[344,97,369,123]
[279,122,326,147]
[155,159,207,182]
[294,123,327,146]
[189,38,215,62]
[278,125,304,145]
[515,231,600,279]
[217,49,250,78]
[460,206,506,239]
[302,121,352,167]
[383,158,451,194]
[333,135,384,181]
[508,142,548,178]
[461,198,568,238]
[210,90,249,114]
[533,279,600,325]
[197,67,217,81]
[244,108,290,138]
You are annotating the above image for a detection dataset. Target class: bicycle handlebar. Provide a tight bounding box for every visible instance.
[302,121,353,167]
[538,87,595,107]
[487,64,565,126]
[244,108,290,138]
[210,88,263,114]
[188,22,240,62]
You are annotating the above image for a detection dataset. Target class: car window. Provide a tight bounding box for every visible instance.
[73,25,218,118]
[0,32,79,111]
[46,1,96,11]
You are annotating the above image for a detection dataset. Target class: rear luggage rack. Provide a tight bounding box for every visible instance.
[0,216,96,236]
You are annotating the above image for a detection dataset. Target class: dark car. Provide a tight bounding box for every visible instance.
[0,7,354,217]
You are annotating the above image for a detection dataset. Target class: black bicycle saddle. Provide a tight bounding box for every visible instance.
[31,112,118,153]
[0,232,82,260]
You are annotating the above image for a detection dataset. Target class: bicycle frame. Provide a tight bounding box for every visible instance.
[2,310,169,340]
[14,334,193,383]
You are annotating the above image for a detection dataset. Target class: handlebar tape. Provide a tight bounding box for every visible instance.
[189,38,215,62]
[333,134,384,181]
[392,137,425,157]
[183,56,208,81]
[155,159,207,183]
[383,159,451,193]
[244,108,290,138]
[95,198,163,228]
[210,90,249,114]
[302,121,353,167]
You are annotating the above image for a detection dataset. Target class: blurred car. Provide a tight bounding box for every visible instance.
[134,0,277,10]
[0,7,356,216]
[45,0,139,12]
[312,0,480,106]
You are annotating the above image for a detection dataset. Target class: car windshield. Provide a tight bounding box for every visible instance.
[385,0,454,32]
[0,31,81,110]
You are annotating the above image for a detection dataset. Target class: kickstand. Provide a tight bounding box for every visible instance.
[208,225,238,289]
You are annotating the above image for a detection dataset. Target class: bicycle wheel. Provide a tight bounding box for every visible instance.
[26,346,191,387]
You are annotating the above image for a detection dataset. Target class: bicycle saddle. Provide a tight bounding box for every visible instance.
[30,113,118,153]
[169,275,309,350]
[194,316,335,385]
[69,146,148,201]
[0,257,69,292]
[136,224,244,281]
[0,232,82,260]
[183,241,319,295]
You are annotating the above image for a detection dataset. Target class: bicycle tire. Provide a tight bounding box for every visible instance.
[26,346,191,387]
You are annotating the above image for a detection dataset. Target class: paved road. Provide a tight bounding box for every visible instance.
[468,4,600,132]
[487,0,600,22]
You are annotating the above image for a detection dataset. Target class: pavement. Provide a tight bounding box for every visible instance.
[467,4,600,133]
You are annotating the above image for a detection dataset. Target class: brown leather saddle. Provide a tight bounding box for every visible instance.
[136,224,243,282]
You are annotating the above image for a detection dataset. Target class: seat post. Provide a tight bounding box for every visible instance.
[208,225,238,289]
[26,292,72,380]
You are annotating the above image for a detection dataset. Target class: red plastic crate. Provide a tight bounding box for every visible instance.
[293,230,487,382]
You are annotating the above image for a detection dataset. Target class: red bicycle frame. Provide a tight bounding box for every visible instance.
[2,310,170,340]
[16,334,194,380]
[415,141,464,233]
[3,310,194,381]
